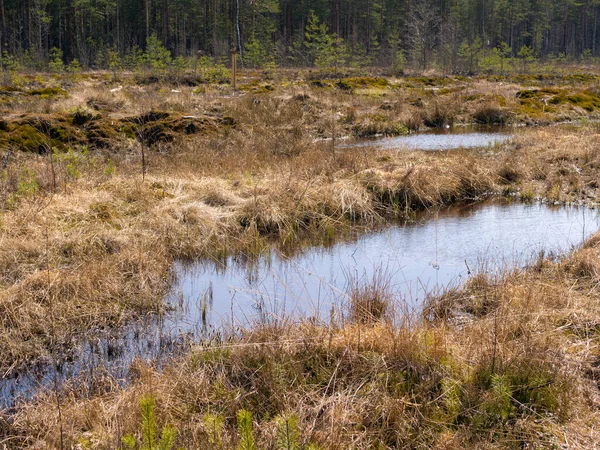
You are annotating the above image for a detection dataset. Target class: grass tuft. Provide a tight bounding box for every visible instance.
[346,269,393,323]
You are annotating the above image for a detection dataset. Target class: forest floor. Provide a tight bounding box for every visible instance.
[1,69,600,448]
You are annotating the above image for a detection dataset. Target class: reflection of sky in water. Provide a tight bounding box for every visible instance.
[342,128,512,151]
[167,202,599,333]
[3,202,598,407]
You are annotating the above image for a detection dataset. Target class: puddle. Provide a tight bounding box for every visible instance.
[0,317,183,410]
[2,200,598,408]
[344,126,512,151]
[166,201,598,330]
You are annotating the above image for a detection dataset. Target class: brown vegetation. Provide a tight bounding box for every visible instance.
[7,237,600,448]
[1,71,600,448]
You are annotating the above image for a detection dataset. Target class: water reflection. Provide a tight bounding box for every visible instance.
[343,126,512,151]
[2,200,598,408]
[167,200,598,331]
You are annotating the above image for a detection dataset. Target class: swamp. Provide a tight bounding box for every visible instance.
[2,2,600,448]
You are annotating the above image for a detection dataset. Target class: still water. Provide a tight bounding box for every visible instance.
[166,201,598,333]
[2,200,598,408]
[343,126,512,151]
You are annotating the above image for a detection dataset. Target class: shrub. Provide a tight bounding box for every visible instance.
[237,410,256,450]
[49,47,65,73]
[421,101,455,128]
[275,414,301,450]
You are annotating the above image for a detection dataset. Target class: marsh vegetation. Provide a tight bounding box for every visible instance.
[1,68,600,448]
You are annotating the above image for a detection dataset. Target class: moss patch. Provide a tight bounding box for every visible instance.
[549,90,600,112]
[0,110,226,152]
[28,87,68,98]
[515,88,600,119]
[0,85,25,96]
[120,111,226,145]
[240,80,276,94]
[3,115,85,152]
[338,77,389,91]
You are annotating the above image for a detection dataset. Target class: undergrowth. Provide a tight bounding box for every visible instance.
[1,73,600,449]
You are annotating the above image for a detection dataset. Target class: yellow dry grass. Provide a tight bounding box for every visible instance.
[10,238,600,448]
[1,74,600,448]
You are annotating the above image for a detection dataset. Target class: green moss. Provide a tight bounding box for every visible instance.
[462,93,506,107]
[558,74,600,85]
[507,73,600,87]
[5,123,50,152]
[0,85,23,95]
[565,91,600,111]
[336,80,353,91]
[437,86,466,96]
[511,74,547,85]
[517,88,600,115]
[514,89,561,119]
[0,113,120,152]
[120,110,221,146]
[240,80,276,94]
[515,88,560,100]
[28,87,68,98]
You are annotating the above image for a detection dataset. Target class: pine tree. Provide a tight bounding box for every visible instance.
[304,11,347,70]
[145,34,172,72]
[245,33,268,68]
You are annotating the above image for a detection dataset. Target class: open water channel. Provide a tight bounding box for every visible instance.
[2,127,598,409]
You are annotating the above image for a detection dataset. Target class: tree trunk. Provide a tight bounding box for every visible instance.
[593,5,597,56]
[335,0,340,36]
[0,0,4,60]
[145,0,150,42]
[481,0,485,44]
[212,0,217,55]
[163,0,169,48]
[116,0,120,51]
[0,0,5,42]
[201,0,207,51]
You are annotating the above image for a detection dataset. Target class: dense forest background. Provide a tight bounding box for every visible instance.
[1,0,600,73]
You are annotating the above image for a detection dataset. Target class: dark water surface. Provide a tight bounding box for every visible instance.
[2,200,598,408]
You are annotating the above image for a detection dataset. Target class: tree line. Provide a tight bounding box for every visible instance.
[1,0,599,73]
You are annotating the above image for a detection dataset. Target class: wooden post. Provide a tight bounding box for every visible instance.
[231,48,238,89]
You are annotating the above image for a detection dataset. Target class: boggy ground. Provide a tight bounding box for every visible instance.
[1,71,600,448]
[3,70,600,150]
[7,237,600,448]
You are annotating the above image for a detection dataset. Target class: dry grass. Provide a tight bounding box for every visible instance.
[7,238,600,448]
[0,137,504,375]
[0,83,599,376]
[1,73,600,448]
[346,269,394,323]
